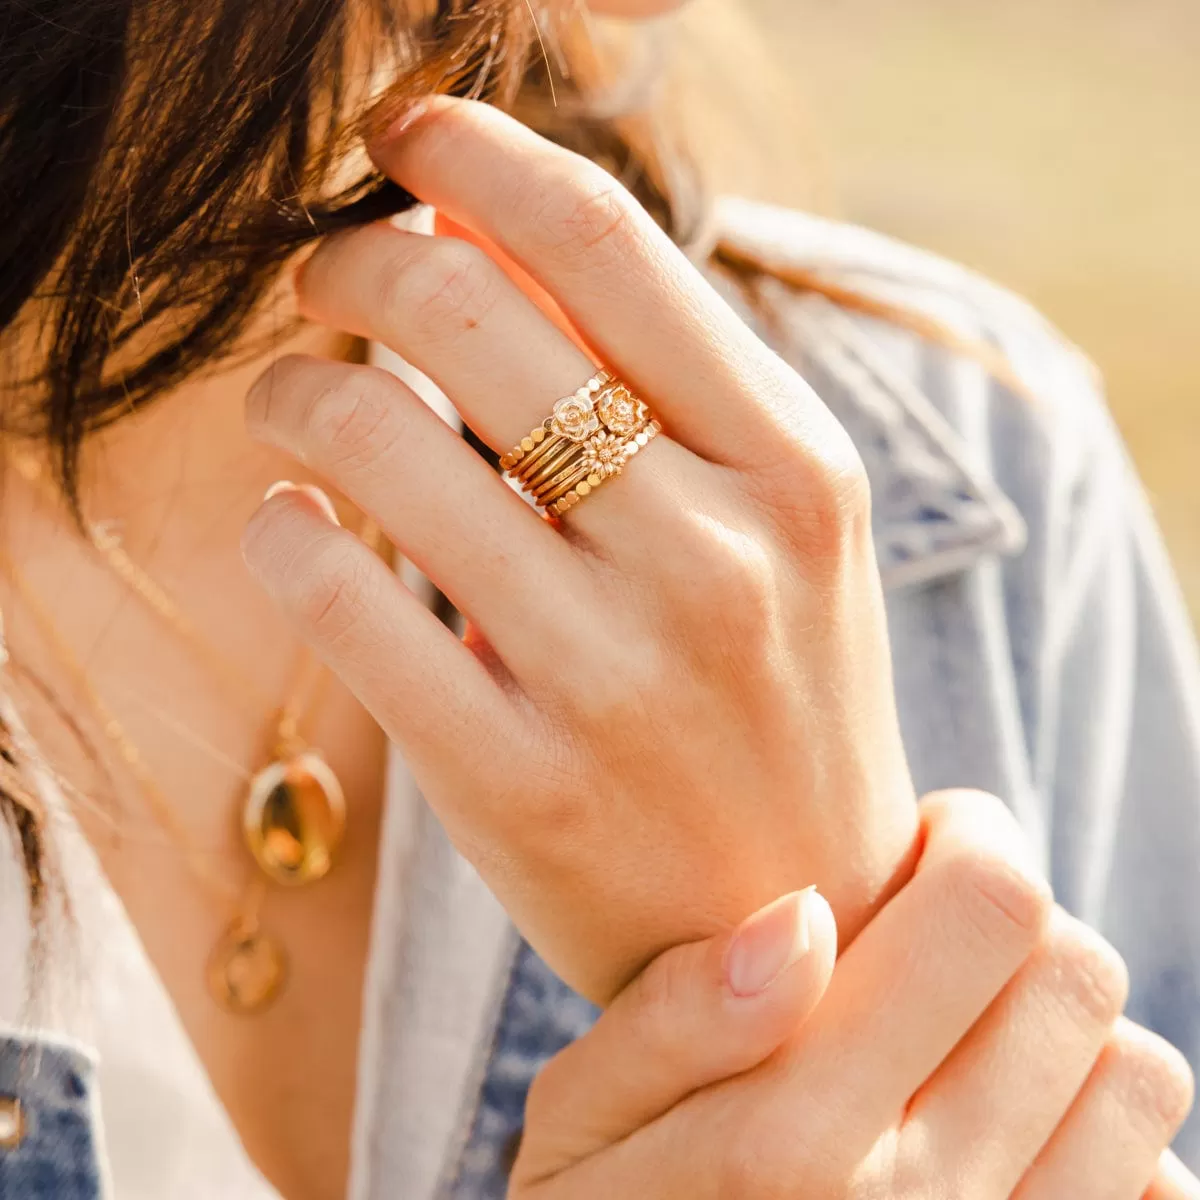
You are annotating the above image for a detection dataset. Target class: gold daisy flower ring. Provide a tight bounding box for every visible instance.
[500,370,662,518]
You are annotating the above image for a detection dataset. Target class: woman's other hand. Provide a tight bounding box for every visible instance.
[242,96,917,1002]
[513,791,1197,1199]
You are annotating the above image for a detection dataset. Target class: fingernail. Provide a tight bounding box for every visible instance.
[264,480,296,502]
[262,481,341,526]
[376,99,429,147]
[724,887,817,998]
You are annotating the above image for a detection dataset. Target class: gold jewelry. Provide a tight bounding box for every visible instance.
[0,550,287,1014]
[502,372,660,516]
[548,421,661,516]
[499,369,612,473]
[87,516,354,891]
[242,751,345,886]
[3,456,383,1014]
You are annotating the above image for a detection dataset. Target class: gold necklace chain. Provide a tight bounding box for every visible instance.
[90,520,333,759]
[8,452,331,750]
[0,548,289,1013]
[87,511,383,757]
[0,546,241,906]
[1,458,382,1014]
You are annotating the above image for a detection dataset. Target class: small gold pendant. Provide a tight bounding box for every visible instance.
[242,751,346,886]
[207,924,287,1015]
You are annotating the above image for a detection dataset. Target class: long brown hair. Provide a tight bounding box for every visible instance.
[0,0,622,920]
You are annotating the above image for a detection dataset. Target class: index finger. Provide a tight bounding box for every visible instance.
[369,97,827,469]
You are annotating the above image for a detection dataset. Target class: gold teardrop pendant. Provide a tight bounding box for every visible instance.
[242,751,346,886]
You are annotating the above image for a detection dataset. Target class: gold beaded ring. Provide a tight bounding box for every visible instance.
[502,370,661,516]
[499,370,611,474]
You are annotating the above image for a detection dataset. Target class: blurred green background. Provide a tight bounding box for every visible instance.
[689,0,1200,617]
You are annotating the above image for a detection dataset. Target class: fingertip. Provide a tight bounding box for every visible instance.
[786,886,837,1022]
[259,480,340,526]
[695,888,837,1073]
[367,96,436,156]
[241,481,343,584]
[723,887,837,1010]
[295,484,342,527]
[804,885,839,984]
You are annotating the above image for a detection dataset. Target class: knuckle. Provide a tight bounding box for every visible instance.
[379,237,500,337]
[824,443,872,524]
[662,516,781,637]
[704,562,780,649]
[940,841,1053,947]
[920,786,1009,830]
[521,1059,561,1139]
[622,946,698,1067]
[534,160,641,267]
[550,602,669,730]
[1044,911,1130,1027]
[705,532,779,616]
[763,426,873,571]
[1108,1024,1196,1131]
[303,368,405,475]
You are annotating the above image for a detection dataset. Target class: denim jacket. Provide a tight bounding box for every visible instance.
[4,199,1200,1199]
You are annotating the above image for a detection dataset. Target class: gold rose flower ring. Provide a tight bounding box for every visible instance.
[500,369,661,516]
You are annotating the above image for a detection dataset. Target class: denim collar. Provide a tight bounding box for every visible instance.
[786,294,1027,591]
[712,197,1028,591]
[0,1028,108,1199]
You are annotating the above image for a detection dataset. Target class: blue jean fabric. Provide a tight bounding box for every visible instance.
[0,1033,104,1200]
[449,945,599,1199]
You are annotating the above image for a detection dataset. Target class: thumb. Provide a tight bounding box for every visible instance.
[515,887,837,1184]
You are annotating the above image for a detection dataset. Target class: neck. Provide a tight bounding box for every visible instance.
[1,308,370,843]
[1,286,390,1200]
[83,323,360,554]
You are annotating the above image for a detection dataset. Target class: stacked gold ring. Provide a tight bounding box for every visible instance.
[501,370,661,516]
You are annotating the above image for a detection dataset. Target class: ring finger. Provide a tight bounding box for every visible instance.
[296,218,702,540]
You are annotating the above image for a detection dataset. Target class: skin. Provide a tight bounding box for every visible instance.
[246,96,920,1005]
[5,7,704,1193]
[512,792,1198,1198]
[0,2,1190,1197]
[240,95,1196,1196]
[2,319,389,1200]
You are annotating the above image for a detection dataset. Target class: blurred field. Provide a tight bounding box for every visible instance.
[698,0,1200,617]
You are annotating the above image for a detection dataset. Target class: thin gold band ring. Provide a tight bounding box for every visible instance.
[501,371,659,516]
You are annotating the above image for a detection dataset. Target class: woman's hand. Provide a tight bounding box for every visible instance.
[513,791,1197,1199]
[242,96,918,1000]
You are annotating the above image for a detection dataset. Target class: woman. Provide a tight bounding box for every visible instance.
[0,0,1198,1196]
